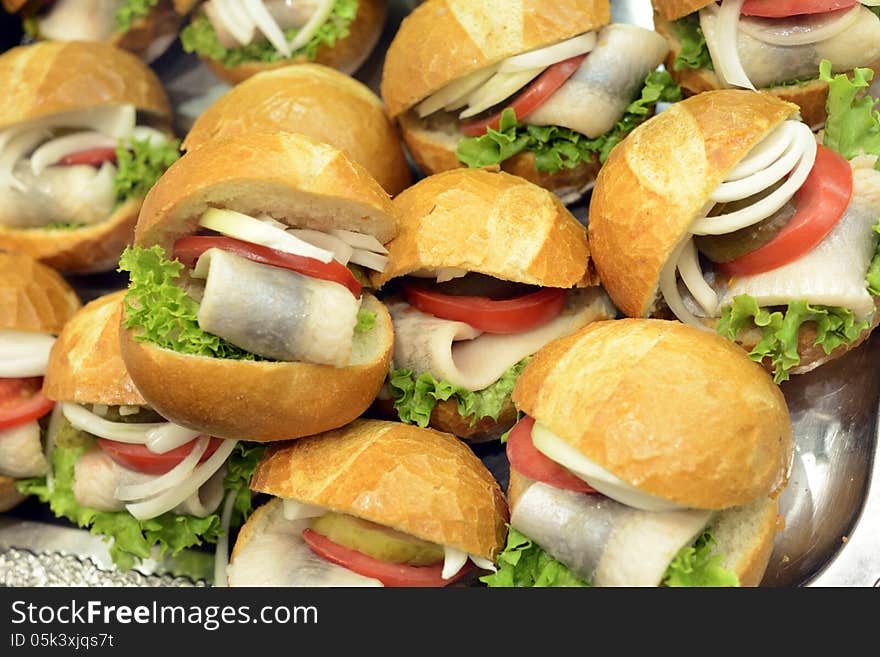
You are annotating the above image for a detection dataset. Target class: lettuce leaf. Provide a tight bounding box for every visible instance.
[456,70,681,174]
[819,60,880,163]
[718,295,870,383]
[115,0,159,32]
[118,245,262,360]
[180,0,357,68]
[355,309,376,333]
[673,13,713,71]
[388,357,530,428]
[114,138,180,204]
[480,526,590,587]
[662,530,740,587]
[867,220,880,296]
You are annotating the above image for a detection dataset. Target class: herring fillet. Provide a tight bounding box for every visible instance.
[721,161,880,318]
[195,248,359,366]
[700,6,880,90]
[511,482,712,586]
[524,24,669,138]
[0,421,48,478]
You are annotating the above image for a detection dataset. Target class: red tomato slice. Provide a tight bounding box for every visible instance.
[717,145,853,278]
[460,54,588,137]
[741,0,856,18]
[402,284,566,334]
[301,528,474,587]
[97,436,223,475]
[506,416,596,494]
[57,147,118,167]
[0,377,55,430]
[172,235,362,297]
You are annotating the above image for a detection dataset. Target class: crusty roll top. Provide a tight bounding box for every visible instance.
[44,291,145,407]
[250,419,510,559]
[512,319,793,510]
[0,41,171,131]
[381,0,611,117]
[652,0,714,22]
[182,64,412,195]
[0,251,80,334]
[373,168,594,289]
[588,90,798,317]
[135,131,398,251]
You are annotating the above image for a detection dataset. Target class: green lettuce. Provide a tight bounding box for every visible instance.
[819,60,880,163]
[662,530,740,587]
[355,309,376,333]
[114,138,180,204]
[867,220,880,296]
[456,70,681,174]
[118,245,262,360]
[718,295,870,383]
[673,14,712,71]
[17,439,263,572]
[480,527,590,587]
[181,0,357,68]
[115,0,159,32]
[388,358,530,428]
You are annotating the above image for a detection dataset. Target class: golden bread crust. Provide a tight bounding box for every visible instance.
[0,251,81,334]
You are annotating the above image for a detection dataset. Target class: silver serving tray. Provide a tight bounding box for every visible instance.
[1,0,878,587]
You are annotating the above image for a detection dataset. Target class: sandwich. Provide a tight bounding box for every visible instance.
[182,63,412,196]
[118,131,396,442]
[0,41,179,273]
[20,290,263,571]
[653,0,880,127]
[226,419,508,587]
[372,168,616,443]
[485,318,793,587]
[4,0,197,63]
[588,64,880,382]
[0,251,80,513]
[380,0,680,203]
[180,0,386,84]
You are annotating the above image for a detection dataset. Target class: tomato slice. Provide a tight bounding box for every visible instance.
[0,378,55,430]
[172,235,362,297]
[301,528,474,587]
[97,436,223,475]
[506,416,596,494]
[717,145,853,278]
[402,284,566,334]
[57,147,118,167]
[741,0,856,18]
[460,54,588,138]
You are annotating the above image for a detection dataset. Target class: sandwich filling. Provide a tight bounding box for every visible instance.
[226,497,495,587]
[387,276,614,433]
[181,0,357,68]
[482,416,741,587]
[669,0,880,103]
[119,208,386,365]
[656,63,880,381]
[413,25,679,184]
[0,105,179,230]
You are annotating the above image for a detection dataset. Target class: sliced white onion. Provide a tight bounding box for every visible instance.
[243,0,291,57]
[214,489,238,587]
[288,0,336,52]
[198,208,334,263]
[118,405,141,416]
[288,229,354,265]
[125,439,237,521]
[702,0,756,90]
[469,554,497,573]
[348,250,388,272]
[128,126,169,148]
[0,330,55,377]
[416,67,499,117]
[660,239,714,331]
[678,239,718,316]
[442,545,468,580]
[115,437,209,502]
[459,67,546,119]
[282,498,326,520]
[726,125,792,180]
[738,5,862,46]
[859,0,880,6]
[330,229,389,255]
[61,403,167,444]
[213,0,256,46]
[29,132,117,177]
[0,128,51,191]
[145,423,202,454]
[499,32,596,72]
[175,465,226,517]
[92,404,109,418]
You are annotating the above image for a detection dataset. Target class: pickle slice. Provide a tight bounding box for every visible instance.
[695,195,797,264]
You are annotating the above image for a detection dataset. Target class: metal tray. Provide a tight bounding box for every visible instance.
[1,0,878,587]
